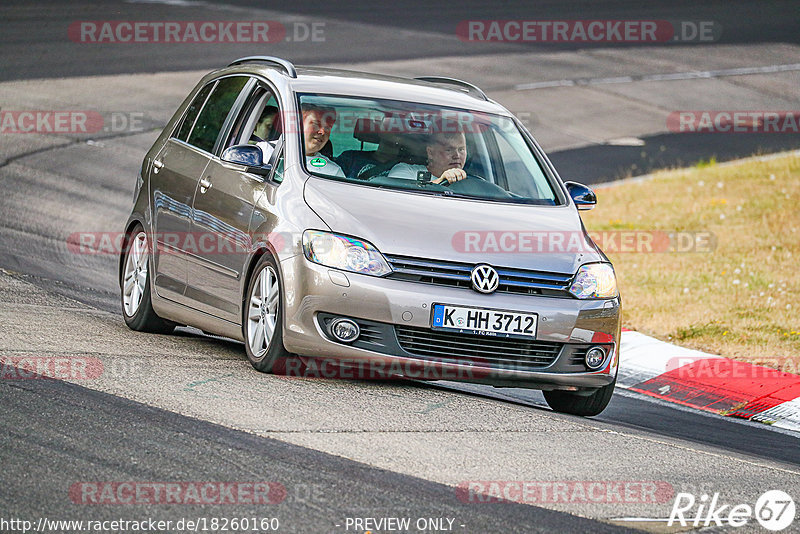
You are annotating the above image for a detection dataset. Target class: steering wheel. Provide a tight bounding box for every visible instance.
[445,174,513,198]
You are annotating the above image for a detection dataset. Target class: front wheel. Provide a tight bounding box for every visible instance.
[120,225,175,334]
[543,379,616,417]
[243,254,291,372]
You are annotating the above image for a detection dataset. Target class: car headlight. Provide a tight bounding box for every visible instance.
[302,230,392,277]
[569,263,617,299]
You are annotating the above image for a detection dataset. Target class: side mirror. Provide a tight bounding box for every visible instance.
[221,144,272,176]
[564,181,597,211]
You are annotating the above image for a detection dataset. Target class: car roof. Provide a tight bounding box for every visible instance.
[219,62,510,115]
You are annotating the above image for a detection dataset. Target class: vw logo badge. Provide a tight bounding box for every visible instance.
[471,264,499,294]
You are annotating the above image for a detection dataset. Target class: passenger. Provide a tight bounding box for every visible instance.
[253,105,280,163]
[301,104,345,178]
[253,105,279,142]
[388,131,468,185]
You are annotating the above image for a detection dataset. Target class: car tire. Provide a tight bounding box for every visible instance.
[121,225,175,334]
[243,253,291,372]
[543,378,616,417]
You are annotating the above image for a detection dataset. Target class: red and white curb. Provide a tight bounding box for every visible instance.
[618,330,800,432]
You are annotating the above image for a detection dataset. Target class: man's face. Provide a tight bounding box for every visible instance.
[426,133,467,177]
[303,109,335,155]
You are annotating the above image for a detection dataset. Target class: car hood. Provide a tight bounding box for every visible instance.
[303,178,604,274]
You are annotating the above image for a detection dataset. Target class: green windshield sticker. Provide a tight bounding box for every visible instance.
[309,157,327,167]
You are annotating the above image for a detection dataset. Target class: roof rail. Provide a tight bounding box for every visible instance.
[228,56,297,78]
[414,76,488,101]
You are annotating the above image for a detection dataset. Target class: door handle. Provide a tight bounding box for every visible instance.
[153,159,164,174]
[199,177,212,193]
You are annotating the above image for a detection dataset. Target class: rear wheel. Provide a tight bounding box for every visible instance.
[243,254,290,372]
[543,379,616,417]
[121,225,175,334]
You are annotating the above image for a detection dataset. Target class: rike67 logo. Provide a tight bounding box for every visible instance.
[669,490,795,531]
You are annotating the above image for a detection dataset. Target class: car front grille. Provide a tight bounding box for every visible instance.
[384,254,573,297]
[395,325,562,370]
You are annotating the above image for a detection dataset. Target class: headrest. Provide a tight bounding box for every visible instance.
[353,118,382,144]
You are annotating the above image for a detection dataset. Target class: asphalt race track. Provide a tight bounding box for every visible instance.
[1,1,799,532]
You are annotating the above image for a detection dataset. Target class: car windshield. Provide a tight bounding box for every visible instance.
[297,94,560,205]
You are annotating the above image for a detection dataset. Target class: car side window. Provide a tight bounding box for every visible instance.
[186,76,248,153]
[221,82,286,181]
[225,83,282,149]
[175,82,214,141]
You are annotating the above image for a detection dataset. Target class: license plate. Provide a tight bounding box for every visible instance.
[431,304,537,338]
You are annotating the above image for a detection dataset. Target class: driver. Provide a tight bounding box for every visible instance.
[387,130,468,185]
[301,103,345,178]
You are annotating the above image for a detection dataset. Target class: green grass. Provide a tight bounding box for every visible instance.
[583,153,800,372]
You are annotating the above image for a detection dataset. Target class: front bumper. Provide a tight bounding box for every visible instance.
[279,254,621,390]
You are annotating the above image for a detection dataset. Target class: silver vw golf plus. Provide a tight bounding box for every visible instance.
[120,56,621,416]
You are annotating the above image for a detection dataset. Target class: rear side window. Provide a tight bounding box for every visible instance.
[186,76,248,153]
[176,82,214,142]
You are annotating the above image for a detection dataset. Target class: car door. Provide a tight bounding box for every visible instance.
[151,76,250,306]
[186,81,282,322]
[150,81,216,303]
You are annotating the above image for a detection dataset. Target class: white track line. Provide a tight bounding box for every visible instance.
[515,62,800,90]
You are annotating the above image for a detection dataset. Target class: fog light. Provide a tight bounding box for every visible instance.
[330,318,360,343]
[585,346,606,369]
